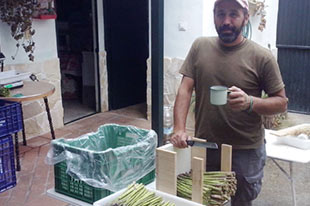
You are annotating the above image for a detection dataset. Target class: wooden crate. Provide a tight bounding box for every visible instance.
[156,140,232,204]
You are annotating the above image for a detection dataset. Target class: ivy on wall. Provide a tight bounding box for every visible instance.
[0,0,37,61]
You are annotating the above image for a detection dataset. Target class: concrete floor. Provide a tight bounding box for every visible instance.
[254,159,310,206]
[277,112,310,129]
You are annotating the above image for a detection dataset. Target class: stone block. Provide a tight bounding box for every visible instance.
[99,51,109,112]
[146,57,195,130]
[43,58,61,80]
[22,101,45,119]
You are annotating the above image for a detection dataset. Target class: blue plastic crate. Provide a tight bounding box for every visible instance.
[0,135,16,193]
[0,100,23,137]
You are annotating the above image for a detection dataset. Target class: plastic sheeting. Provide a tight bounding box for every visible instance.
[45,124,157,192]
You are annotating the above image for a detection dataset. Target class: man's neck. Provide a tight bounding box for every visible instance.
[219,35,245,47]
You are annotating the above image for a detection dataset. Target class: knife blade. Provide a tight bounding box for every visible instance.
[186,140,218,149]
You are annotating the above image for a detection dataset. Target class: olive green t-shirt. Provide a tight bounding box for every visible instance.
[180,37,285,149]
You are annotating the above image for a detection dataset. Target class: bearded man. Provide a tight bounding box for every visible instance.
[170,0,288,205]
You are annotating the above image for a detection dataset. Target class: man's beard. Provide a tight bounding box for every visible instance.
[216,20,245,43]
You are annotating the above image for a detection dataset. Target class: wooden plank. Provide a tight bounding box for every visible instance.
[191,137,206,170]
[191,147,206,171]
[156,148,177,195]
[191,157,204,204]
[221,144,232,172]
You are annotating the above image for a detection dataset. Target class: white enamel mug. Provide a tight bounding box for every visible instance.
[210,86,230,105]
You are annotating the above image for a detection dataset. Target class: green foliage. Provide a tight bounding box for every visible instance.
[0,86,10,97]
[0,0,38,61]
[261,90,268,98]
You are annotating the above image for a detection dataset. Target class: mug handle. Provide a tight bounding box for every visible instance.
[227,90,231,100]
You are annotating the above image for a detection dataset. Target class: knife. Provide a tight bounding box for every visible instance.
[186,139,218,149]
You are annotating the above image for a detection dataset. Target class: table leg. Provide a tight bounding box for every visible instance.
[14,132,21,171]
[44,97,55,139]
[20,104,27,146]
[290,162,297,206]
[271,158,296,206]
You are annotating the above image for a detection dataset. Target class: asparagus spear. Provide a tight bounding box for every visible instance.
[110,183,176,206]
[177,171,237,206]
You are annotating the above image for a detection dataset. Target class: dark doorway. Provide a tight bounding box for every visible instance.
[55,0,99,123]
[103,0,149,110]
[277,0,310,114]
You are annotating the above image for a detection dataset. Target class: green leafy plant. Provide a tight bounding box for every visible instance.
[0,0,38,61]
[0,86,10,97]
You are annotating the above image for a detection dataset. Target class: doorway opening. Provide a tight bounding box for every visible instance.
[55,0,99,123]
[103,0,149,115]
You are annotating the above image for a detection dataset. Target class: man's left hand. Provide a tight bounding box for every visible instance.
[228,86,250,111]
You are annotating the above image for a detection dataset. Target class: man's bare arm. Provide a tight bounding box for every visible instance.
[252,88,288,115]
[228,87,288,115]
[170,76,194,148]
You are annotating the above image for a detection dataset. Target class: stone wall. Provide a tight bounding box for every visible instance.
[99,51,109,112]
[4,58,64,140]
[146,57,195,132]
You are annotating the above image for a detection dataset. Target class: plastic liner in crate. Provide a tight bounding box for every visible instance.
[54,161,155,204]
[0,100,23,136]
[45,124,157,192]
[0,135,16,193]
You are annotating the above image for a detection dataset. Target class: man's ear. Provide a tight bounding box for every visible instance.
[244,13,250,26]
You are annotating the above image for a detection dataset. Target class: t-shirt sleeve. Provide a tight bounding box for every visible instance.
[179,38,200,79]
[261,55,285,95]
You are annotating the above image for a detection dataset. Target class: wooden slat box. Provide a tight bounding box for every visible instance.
[156,141,232,204]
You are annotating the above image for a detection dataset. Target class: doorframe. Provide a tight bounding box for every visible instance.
[151,0,164,146]
[91,0,101,113]
[54,0,101,123]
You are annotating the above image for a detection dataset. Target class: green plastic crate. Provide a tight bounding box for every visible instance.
[54,161,155,204]
[49,124,157,203]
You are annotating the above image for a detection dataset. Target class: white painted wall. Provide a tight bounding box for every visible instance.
[0,19,57,64]
[249,0,279,50]
[164,0,279,59]
[97,0,105,52]
[164,0,204,58]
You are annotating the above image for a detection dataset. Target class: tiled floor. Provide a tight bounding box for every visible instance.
[0,104,150,206]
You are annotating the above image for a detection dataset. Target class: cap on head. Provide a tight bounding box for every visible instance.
[214,0,249,11]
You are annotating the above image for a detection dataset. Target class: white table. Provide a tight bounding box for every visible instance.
[0,81,56,171]
[265,129,310,206]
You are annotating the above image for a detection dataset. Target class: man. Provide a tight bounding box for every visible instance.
[170,0,288,205]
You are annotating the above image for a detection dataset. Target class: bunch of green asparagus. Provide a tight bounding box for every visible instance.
[110,183,175,206]
[177,171,237,206]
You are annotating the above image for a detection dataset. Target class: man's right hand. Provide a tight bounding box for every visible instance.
[170,131,189,148]
[171,76,194,148]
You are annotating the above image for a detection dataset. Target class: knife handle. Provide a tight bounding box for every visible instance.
[192,137,207,143]
[186,140,194,146]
